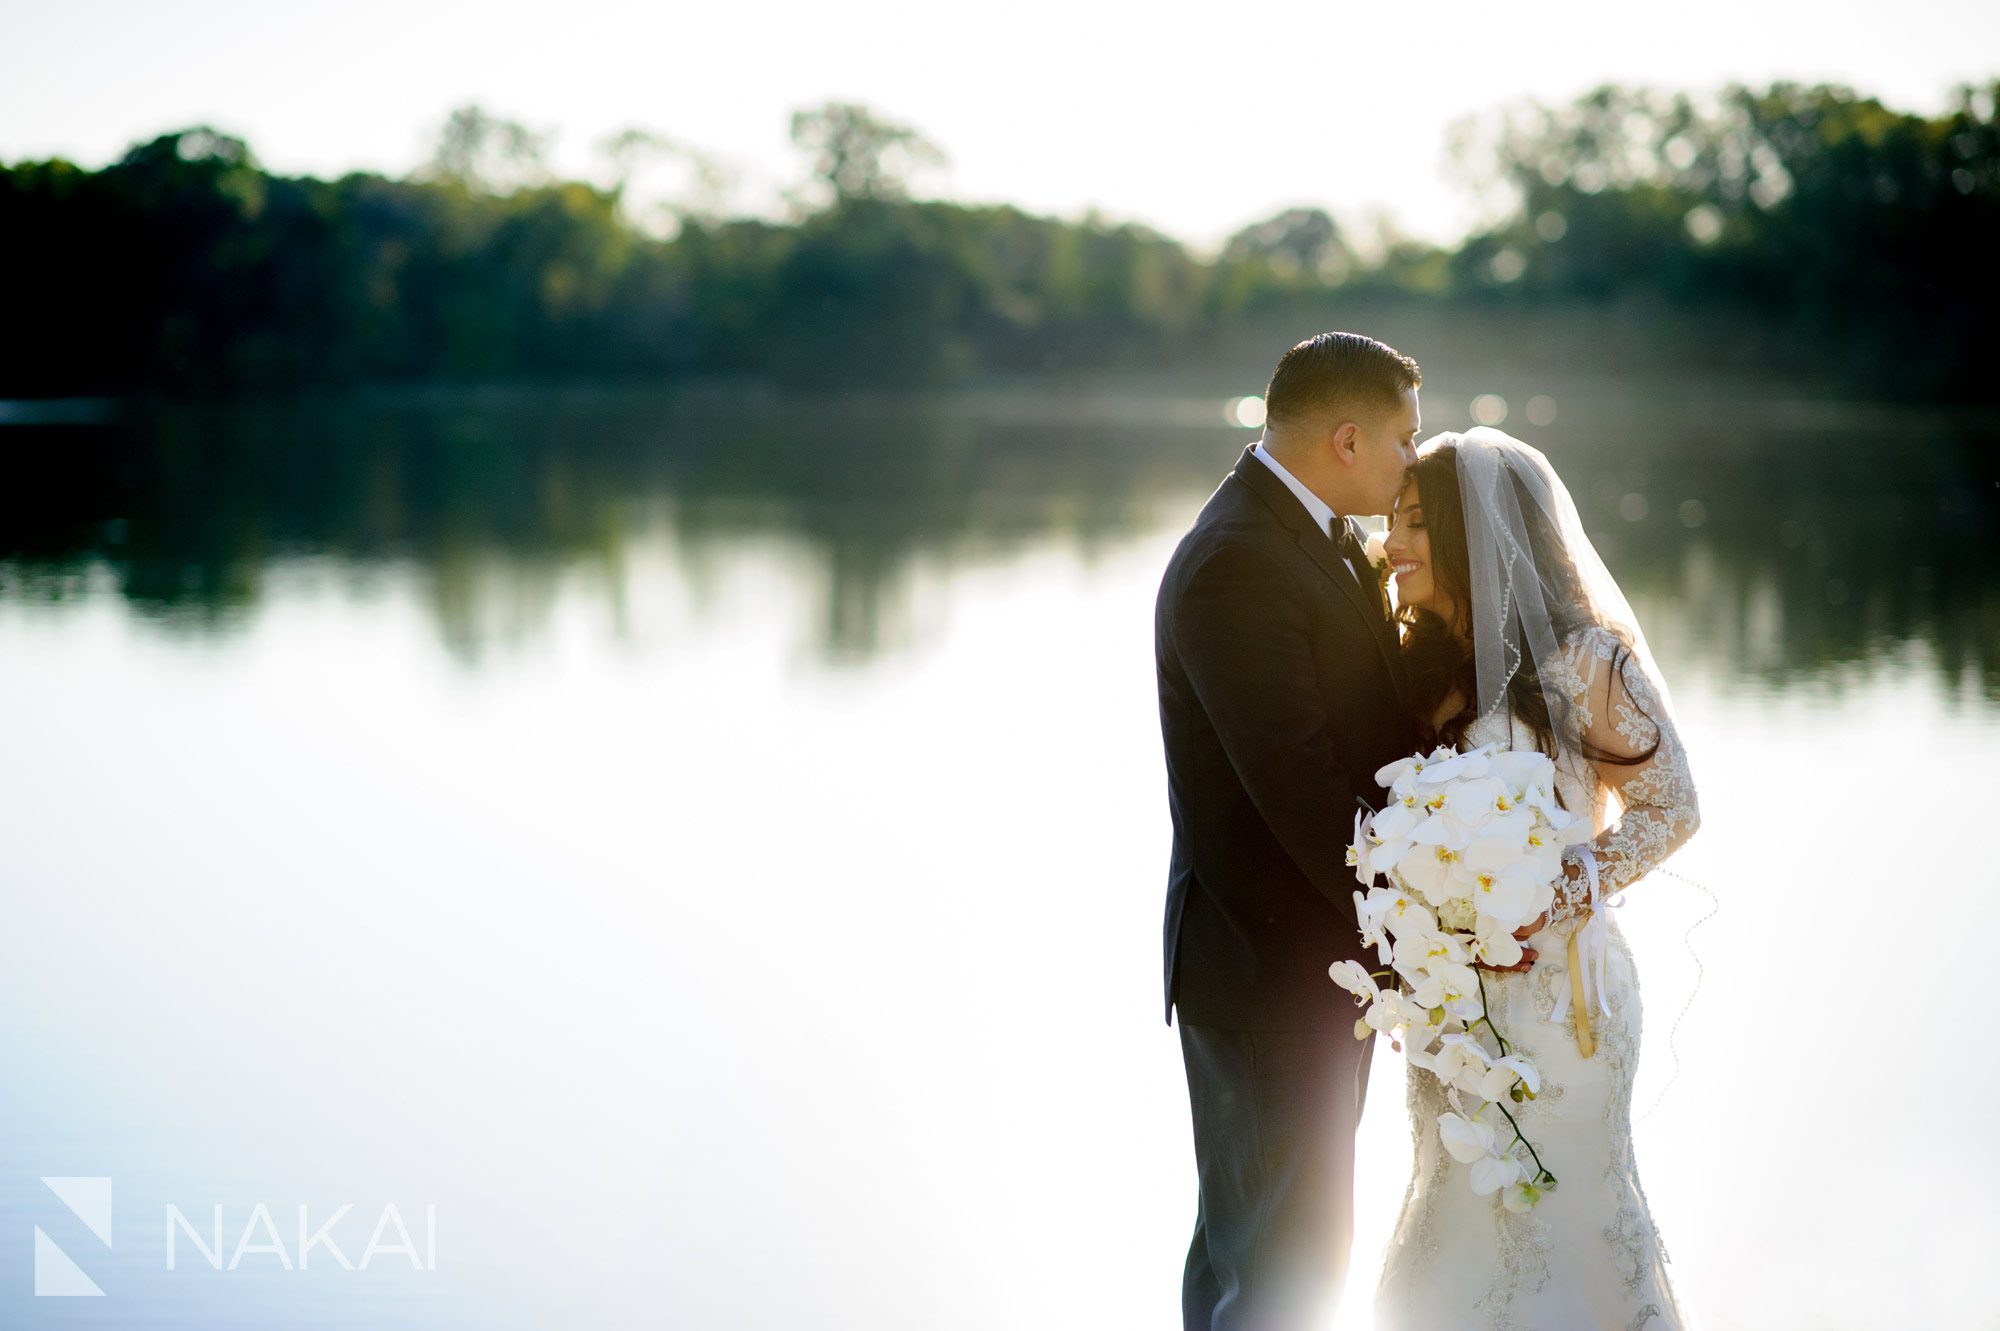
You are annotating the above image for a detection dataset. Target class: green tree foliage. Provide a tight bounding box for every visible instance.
[1447,81,2000,391]
[788,101,947,207]
[421,105,552,194]
[0,85,1990,398]
[596,127,733,232]
[1207,207,1359,318]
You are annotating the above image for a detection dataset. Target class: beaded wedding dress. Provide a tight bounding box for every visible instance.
[1374,623,1701,1331]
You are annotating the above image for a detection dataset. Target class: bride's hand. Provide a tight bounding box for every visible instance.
[1513,910,1550,939]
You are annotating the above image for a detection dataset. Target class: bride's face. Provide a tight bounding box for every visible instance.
[1385,477,1459,625]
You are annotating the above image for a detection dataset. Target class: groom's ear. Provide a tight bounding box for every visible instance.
[1329,419,1362,465]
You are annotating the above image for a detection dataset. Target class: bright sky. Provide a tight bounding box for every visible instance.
[2,0,1994,249]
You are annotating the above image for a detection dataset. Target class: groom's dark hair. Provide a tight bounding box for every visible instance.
[1262,331,1421,428]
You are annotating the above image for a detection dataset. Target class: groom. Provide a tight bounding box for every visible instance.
[1155,332,1424,1330]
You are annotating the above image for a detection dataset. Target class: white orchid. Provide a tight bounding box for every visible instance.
[1438,1108,1529,1196]
[1487,748,1550,791]
[1430,1032,1501,1096]
[1469,866,1541,925]
[1328,959,1380,1006]
[1354,891,1392,964]
[1420,742,1496,781]
[1392,929,1469,976]
[1410,810,1463,847]
[1521,779,1566,821]
[1380,888,1440,943]
[1399,819,1470,905]
[1338,741,1574,1212]
[1460,829,1529,873]
[1434,964,1484,1021]
[1360,801,1421,883]
[1369,837,1416,880]
[1519,824,1566,882]
[1525,787,1593,846]
[1466,920,1525,969]
[1459,837,1543,920]
[1482,805,1536,847]
[1436,1110,1497,1164]
[1441,775,1507,835]
[1370,801,1421,842]
[1398,1003,1448,1055]
[1471,1150,1528,1197]
[1363,989,1437,1049]
[1526,878,1558,919]
[1376,755,1424,789]
[1477,1053,1542,1102]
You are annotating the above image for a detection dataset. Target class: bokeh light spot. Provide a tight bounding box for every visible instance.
[1684,205,1725,245]
[1228,395,1267,429]
[1471,394,1508,426]
[1525,395,1557,427]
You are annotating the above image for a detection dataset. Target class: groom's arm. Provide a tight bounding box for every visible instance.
[1172,540,1364,923]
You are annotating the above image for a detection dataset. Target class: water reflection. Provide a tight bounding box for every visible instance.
[1,385,1995,687]
[0,383,1994,1330]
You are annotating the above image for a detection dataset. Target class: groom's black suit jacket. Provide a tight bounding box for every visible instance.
[1155,446,1420,1031]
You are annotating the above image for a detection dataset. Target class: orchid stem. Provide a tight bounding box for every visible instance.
[1471,968,1554,1184]
[1473,970,1512,1057]
[1488,1094,1554,1185]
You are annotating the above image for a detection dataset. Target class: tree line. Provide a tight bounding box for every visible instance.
[2,83,1992,399]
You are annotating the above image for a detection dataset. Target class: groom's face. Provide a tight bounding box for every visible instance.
[1349,387,1422,516]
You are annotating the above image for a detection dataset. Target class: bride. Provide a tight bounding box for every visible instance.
[1373,426,1701,1330]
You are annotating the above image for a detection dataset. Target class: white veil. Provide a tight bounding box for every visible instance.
[1432,425,1677,776]
[1432,426,1710,1117]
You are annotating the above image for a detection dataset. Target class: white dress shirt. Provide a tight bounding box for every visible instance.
[1252,442,1363,581]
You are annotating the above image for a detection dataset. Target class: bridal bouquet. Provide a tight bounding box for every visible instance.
[1330,743,1594,1213]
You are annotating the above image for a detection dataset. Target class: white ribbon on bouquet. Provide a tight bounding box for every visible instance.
[1548,845,1620,1056]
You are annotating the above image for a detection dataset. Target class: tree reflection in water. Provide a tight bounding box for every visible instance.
[0,383,1993,692]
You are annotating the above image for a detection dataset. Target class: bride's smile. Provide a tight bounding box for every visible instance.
[1385,476,1457,626]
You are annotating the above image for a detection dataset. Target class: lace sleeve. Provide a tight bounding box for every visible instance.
[1563,628,1701,894]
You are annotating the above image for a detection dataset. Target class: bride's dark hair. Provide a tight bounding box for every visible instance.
[1397,440,1658,771]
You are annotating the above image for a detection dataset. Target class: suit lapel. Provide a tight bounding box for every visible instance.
[1230,447,1408,706]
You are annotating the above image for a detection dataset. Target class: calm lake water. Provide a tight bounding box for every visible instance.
[1,381,1995,1330]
